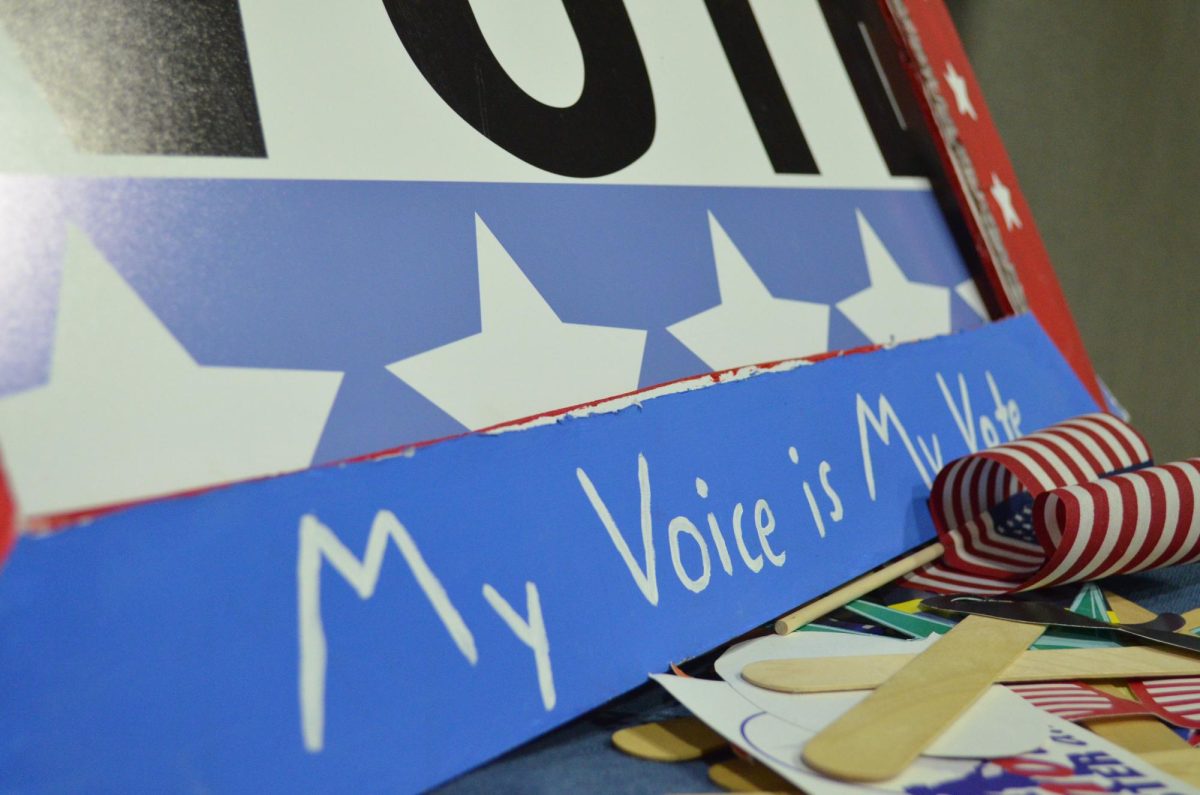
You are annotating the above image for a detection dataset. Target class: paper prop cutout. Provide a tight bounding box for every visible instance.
[903,413,1200,594]
[1008,682,1156,723]
[844,599,955,638]
[923,596,1200,657]
[1129,679,1200,731]
[844,589,1118,651]
[1070,581,1111,623]
[1017,674,1200,735]
[654,674,1194,794]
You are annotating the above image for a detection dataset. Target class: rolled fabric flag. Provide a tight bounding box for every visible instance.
[903,412,1200,594]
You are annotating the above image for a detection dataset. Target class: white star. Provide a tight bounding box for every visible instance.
[943,62,977,121]
[955,278,989,320]
[990,173,1023,231]
[0,226,343,516]
[666,212,829,371]
[836,210,951,344]
[386,215,646,429]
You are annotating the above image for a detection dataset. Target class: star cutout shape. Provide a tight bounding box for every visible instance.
[666,212,829,371]
[990,173,1022,231]
[386,214,646,429]
[836,210,951,344]
[0,226,343,516]
[943,62,977,121]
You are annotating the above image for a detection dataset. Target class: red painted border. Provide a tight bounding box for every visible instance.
[20,341,887,536]
[0,452,15,567]
[880,0,1103,409]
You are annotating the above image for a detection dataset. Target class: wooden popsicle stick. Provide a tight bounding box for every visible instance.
[1086,714,1192,755]
[773,542,944,635]
[801,615,1043,782]
[706,759,798,793]
[611,717,727,761]
[743,644,1200,693]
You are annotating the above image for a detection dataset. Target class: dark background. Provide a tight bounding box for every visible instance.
[948,0,1200,463]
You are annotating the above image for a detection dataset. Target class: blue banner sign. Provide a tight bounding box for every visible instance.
[0,316,1096,792]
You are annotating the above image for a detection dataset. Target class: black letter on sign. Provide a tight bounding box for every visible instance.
[704,0,819,174]
[0,0,266,157]
[383,0,655,178]
[818,0,924,177]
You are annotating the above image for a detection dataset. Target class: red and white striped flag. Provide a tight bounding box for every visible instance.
[1008,682,1154,722]
[1129,678,1200,730]
[901,413,1200,594]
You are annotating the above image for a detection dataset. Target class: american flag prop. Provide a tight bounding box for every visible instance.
[1128,679,1200,731]
[1007,682,1153,723]
[902,412,1200,594]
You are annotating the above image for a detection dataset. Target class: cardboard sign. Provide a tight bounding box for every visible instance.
[0,316,1098,792]
[0,2,987,517]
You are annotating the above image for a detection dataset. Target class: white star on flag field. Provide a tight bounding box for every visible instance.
[387,214,647,429]
[0,226,343,515]
[667,212,830,371]
[837,210,952,344]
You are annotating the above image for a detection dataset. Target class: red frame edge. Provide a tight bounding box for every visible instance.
[0,452,15,567]
[881,0,1105,409]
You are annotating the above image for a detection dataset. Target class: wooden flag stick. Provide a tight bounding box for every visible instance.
[773,542,944,635]
[801,615,1044,782]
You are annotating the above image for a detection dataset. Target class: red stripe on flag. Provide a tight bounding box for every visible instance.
[1073,416,1130,471]
[1008,682,1151,722]
[1089,475,1150,581]
[1141,464,1191,573]
[1089,411,1151,466]
[1130,678,1200,730]
[1129,467,1178,573]
[1042,427,1106,480]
